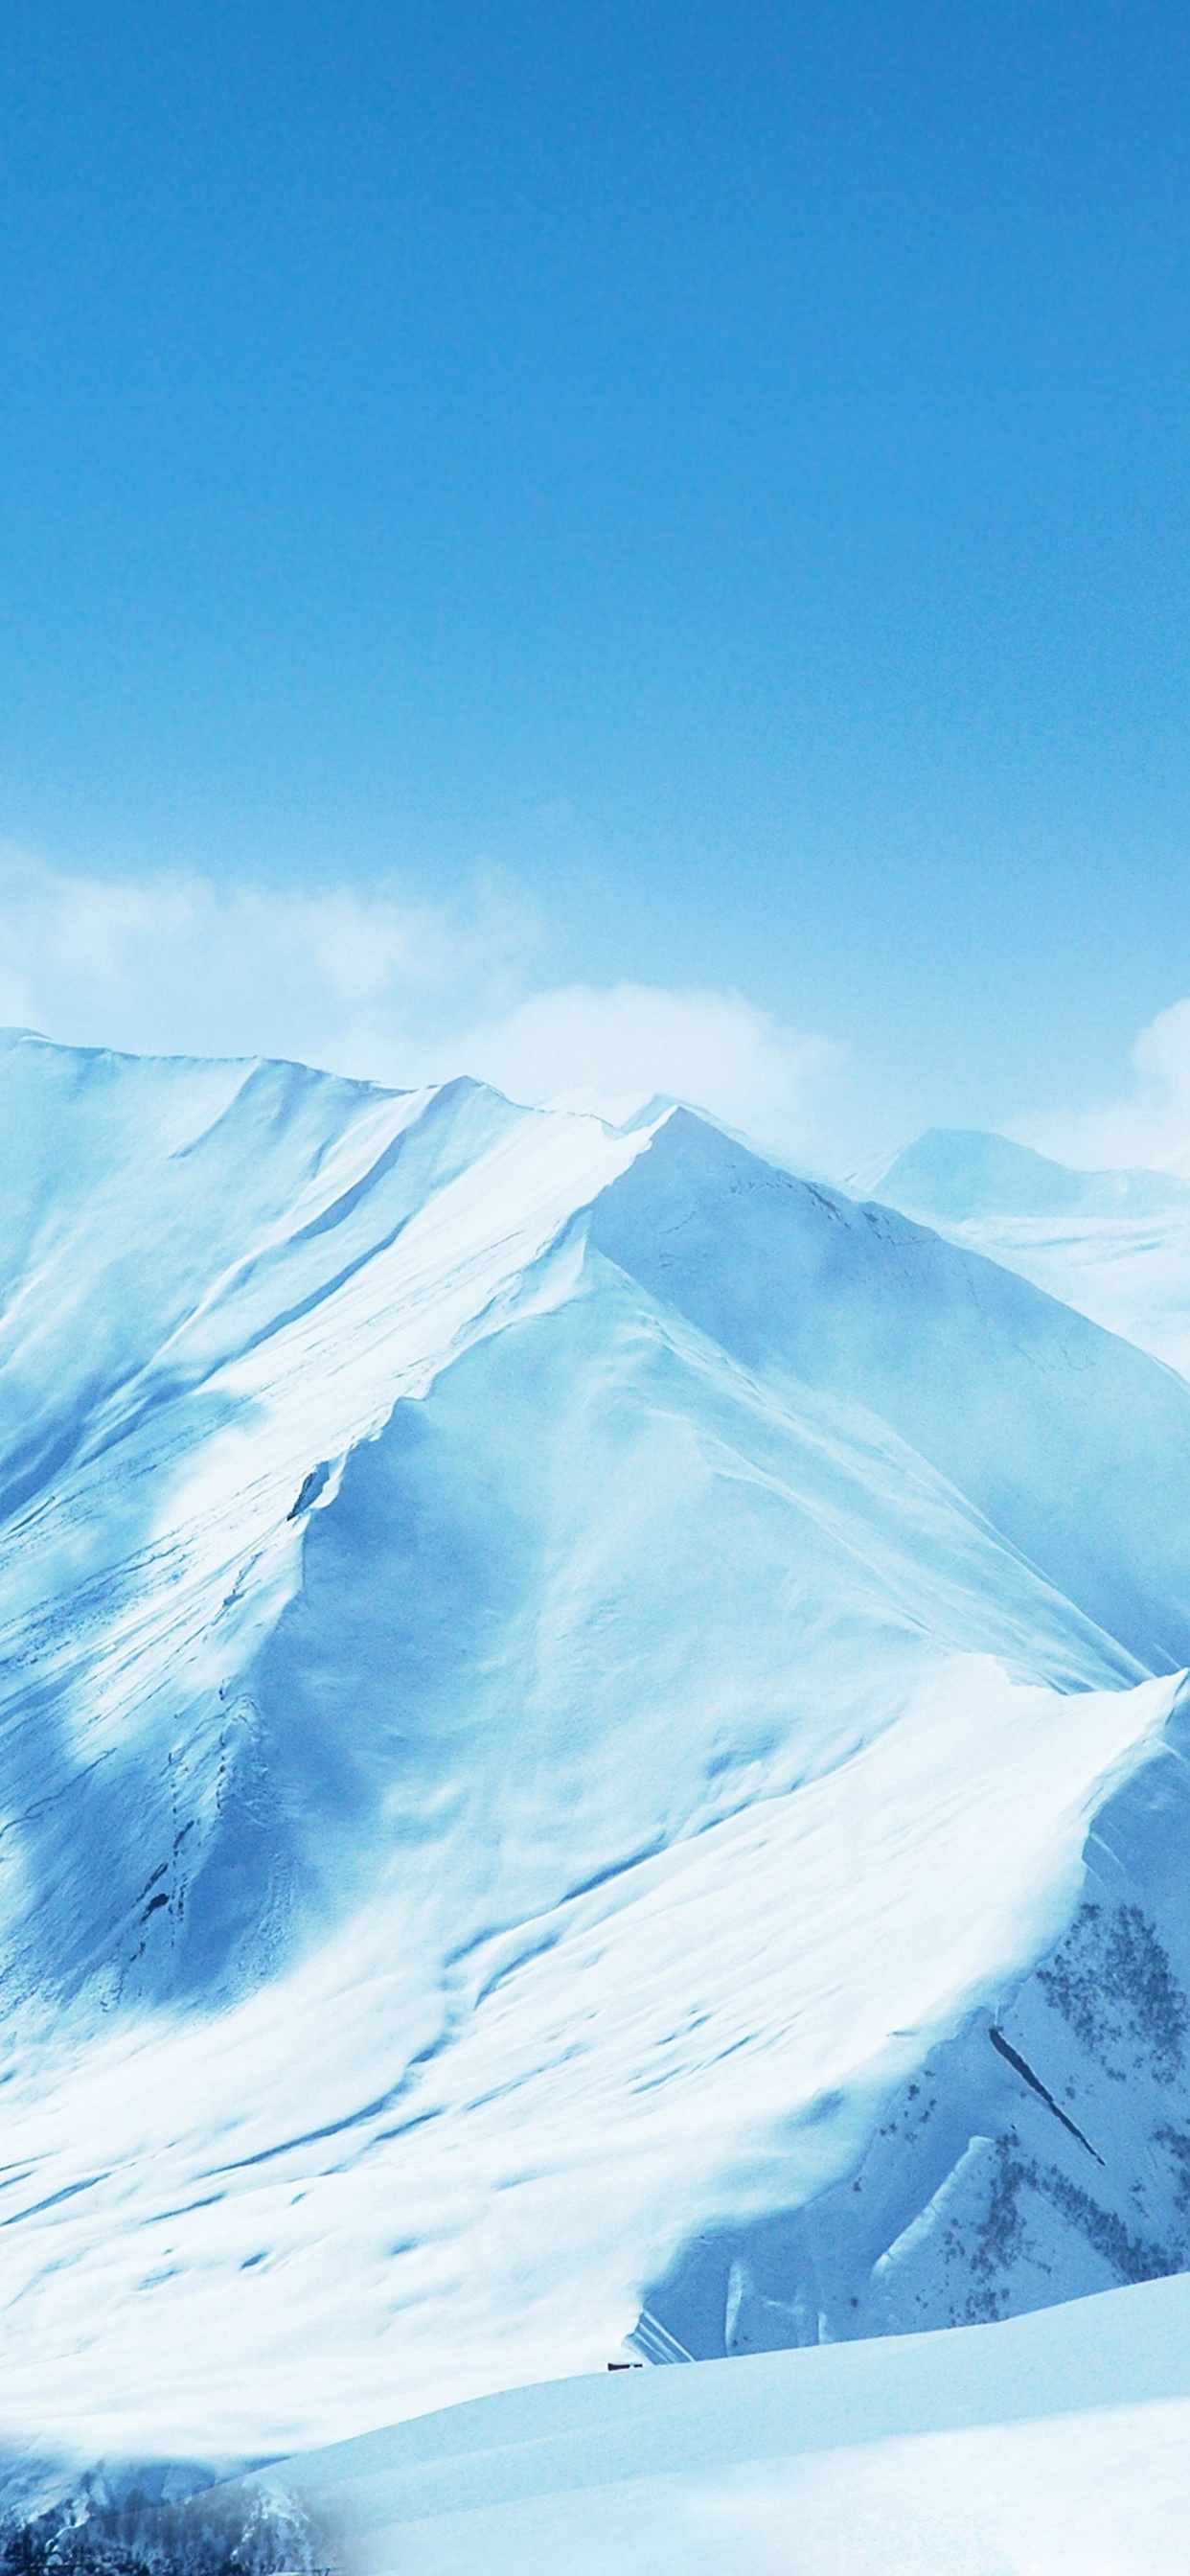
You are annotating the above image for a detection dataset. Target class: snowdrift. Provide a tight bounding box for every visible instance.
[0,1033,1188,2462]
[236,2269,1190,2573]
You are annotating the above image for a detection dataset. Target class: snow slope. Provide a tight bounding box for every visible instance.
[874,1126,1190,1378]
[240,2270,1190,2573]
[1,1035,1190,2464]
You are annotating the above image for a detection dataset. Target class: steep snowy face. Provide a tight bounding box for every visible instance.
[0,1035,1188,2460]
[874,1126,1190,1380]
[592,1110,1190,1666]
[0,1034,655,2005]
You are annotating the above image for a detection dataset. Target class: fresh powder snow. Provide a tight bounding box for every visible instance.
[234,2269,1190,2573]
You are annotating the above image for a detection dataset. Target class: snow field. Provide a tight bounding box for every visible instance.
[251,2271,1190,2574]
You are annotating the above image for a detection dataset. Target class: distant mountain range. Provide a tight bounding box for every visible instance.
[873,1124,1190,1376]
[1,1032,1190,2476]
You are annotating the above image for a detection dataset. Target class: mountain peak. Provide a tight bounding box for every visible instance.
[2,1043,1190,2460]
[874,1125,1190,1223]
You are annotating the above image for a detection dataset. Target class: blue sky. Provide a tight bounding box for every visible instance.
[2,2,1189,1168]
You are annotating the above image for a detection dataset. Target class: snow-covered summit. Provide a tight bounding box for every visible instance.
[1,1035,1190,2465]
[873,1125,1190,1224]
[874,1122,1190,1376]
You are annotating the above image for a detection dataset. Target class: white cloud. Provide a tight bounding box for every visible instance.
[1012,1000,1190,1175]
[446,981,844,1166]
[0,851,537,1076]
[0,853,849,1171]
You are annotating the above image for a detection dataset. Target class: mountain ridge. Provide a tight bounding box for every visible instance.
[0,1037,1187,2459]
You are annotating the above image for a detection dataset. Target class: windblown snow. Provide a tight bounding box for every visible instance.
[1,1031,1190,2474]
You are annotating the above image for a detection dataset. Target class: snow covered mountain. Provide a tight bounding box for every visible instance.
[873,1126,1190,1377]
[2,1031,1190,2471]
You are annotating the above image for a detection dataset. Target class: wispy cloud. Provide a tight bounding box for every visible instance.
[1012,999,1190,1175]
[447,980,844,1166]
[0,852,534,1074]
[0,853,851,1170]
